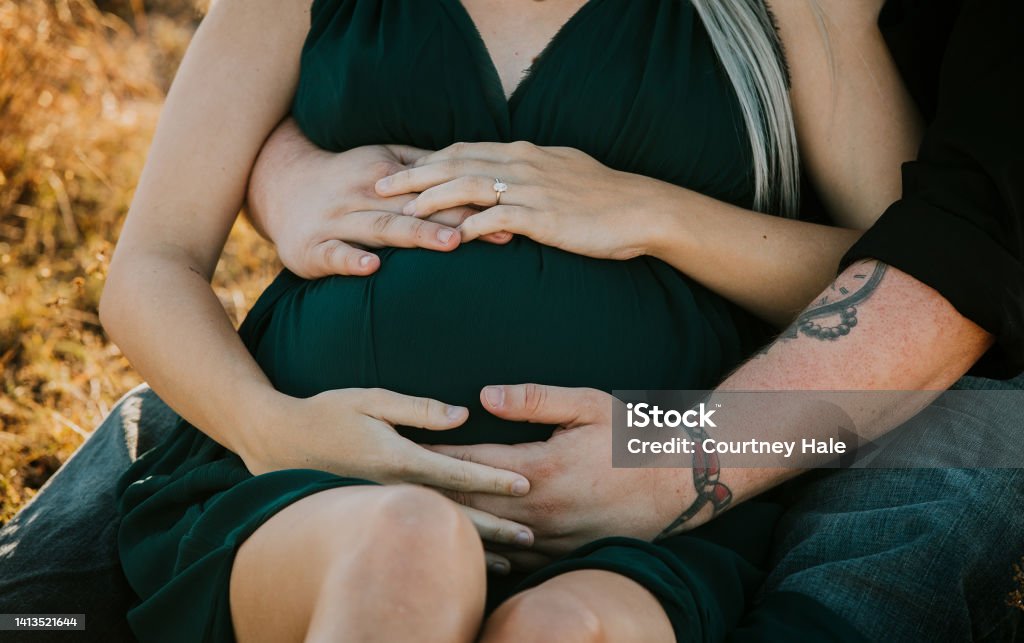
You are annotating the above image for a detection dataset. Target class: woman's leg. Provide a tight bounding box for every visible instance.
[229,484,487,643]
[480,570,675,643]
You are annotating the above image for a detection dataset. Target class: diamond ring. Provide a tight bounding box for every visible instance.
[493,179,508,205]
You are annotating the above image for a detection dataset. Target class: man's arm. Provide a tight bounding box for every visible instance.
[243,119,465,279]
[425,259,990,554]
[660,0,1024,532]
[736,259,989,391]
[658,258,992,535]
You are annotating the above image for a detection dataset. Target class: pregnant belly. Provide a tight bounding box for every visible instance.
[241,238,757,445]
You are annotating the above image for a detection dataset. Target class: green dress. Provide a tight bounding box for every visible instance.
[117,1,865,641]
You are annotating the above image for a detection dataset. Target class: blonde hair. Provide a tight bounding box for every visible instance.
[689,0,800,216]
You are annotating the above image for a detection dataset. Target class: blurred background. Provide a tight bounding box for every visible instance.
[0,0,279,522]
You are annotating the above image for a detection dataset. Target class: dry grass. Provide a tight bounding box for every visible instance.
[1010,558,1024,613]
[0,0,277,523]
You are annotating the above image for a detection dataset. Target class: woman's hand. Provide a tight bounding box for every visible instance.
[245,387,536,557]
[374,141,672,261]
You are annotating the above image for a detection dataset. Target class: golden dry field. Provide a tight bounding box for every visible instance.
[0,0,279,523]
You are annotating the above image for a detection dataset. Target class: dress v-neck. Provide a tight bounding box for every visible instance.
[438,0,604,114]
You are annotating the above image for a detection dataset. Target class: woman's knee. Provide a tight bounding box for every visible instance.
[335,485,485,588]
[360,485,480,551]
[231,485,486,642]
[482,583,605,643]
[482,569,675,643]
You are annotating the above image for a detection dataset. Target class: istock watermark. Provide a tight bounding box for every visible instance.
[611,389,1024,469]
[626,402,718,429]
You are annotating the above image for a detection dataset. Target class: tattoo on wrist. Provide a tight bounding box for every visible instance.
[656,422,733,540]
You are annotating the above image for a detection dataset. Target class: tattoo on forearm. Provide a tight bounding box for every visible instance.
[659,263,890,536]
[788,261,887,340]
[757,261,889,357]
[656,422,733,540]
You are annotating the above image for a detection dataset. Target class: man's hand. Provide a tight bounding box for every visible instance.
[426,262,993,572]
[428,384,696,568]
[246,119,476,279]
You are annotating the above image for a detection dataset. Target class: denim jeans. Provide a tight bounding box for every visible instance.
[1,379,1022,642]
[739,374,1024,642]
[0,386,179,643]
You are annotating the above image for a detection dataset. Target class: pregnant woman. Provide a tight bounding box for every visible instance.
[101,0,919,641]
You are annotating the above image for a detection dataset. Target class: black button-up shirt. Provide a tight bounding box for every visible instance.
[839,0,1024,378]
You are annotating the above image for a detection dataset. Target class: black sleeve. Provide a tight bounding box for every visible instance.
[840,0,1024,379]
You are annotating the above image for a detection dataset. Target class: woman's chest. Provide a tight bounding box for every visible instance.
[293,0,755,207]
[459,0,590,101]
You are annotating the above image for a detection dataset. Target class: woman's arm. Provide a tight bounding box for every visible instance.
[648,0,922,323]
[778,0,921,229]
[100,0,310,461]
[98,1,532,513]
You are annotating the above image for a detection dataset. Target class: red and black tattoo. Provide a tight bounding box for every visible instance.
[655,421,733,540]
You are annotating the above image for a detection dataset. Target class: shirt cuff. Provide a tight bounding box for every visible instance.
[840,200,1024,379]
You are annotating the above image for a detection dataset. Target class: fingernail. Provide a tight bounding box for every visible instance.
[515,530,532,546]
[437,229,455,244]
[359,255,374,267]
[446,405,467,421]
[402,200,417,215]
[483,386,504,409]
[511,478,529,496]
[375,177,391,192]
[489,561,509,574]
